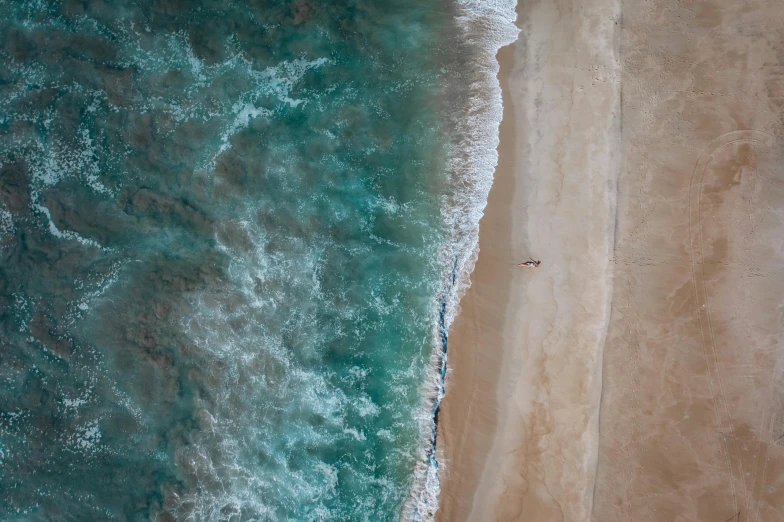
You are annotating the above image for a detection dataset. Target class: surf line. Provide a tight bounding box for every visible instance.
[430,256,456,456]
[406,253,458,521]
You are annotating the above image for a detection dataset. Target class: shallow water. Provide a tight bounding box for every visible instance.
[0,0,516,521]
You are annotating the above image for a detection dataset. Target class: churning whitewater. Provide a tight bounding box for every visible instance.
[0,0,516,521]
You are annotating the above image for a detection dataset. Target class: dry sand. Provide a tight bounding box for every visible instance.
[436,0,784,521]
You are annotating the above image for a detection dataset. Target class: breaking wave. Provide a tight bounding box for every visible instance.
[401,0,519,520]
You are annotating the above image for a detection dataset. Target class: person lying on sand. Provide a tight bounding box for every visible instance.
[518,258,541,269]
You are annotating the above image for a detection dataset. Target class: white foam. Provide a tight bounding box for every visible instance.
[355,395,380,418]
[68,420,102,453]
[199,56,330,168]
[0,208,14,243]
[66,261,122,326]
[400,1,519,520]
[34,203,103,249]
[343,427,367,441]
[214,102,272,159]
[62,397,88,409]
[182,33,207,84]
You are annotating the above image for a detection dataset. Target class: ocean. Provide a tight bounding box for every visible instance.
[0,1,516,520]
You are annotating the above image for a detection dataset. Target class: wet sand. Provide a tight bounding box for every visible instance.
[437,0,784,520]
[436,0,620,519]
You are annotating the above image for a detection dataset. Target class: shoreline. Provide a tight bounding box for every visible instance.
[433,39,518,522]
[400,0,519,518]
[435,0,621,519]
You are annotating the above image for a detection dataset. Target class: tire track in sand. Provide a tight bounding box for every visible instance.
[688,130,775,522]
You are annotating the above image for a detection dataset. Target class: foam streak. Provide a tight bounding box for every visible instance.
[401,0,518,519]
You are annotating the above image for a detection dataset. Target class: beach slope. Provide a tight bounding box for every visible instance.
[435,0,621,519]
[437,0,784,521]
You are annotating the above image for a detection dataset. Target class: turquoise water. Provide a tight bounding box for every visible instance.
[0,0,516,520]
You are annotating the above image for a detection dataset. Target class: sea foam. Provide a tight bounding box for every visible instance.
[400,0,519,519]
[1,1,518,518]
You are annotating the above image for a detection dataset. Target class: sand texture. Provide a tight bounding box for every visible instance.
[437,0,784,520]
[593,1,784,520]
[436,0,620,519]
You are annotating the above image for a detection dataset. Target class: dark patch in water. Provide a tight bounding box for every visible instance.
[0,0,461,520]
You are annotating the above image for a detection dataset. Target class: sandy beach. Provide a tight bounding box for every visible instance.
[437,0,784,520]
[436,0,620,519]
